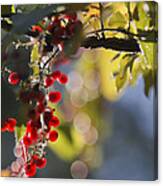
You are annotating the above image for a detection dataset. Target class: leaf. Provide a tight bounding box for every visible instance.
[115,70,128,92]
[108,11,127,28]
[15,125,26,141]
[1,5,15,17]
[143,70,153,97]
[31,43,40,63]
[48,126,84,161]
[133,5,139,21]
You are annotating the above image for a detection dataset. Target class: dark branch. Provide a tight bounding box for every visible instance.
[86,28,158,43]
[81,36,140,52]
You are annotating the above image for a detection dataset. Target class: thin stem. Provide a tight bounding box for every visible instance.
[42,48,59,69]
[127,2,132,32]
[99,3,105,39]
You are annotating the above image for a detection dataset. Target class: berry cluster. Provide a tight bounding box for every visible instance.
[1,10,80,178]
[4,69,68,177]
[28,12,82,53]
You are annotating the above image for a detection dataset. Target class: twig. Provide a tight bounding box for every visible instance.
[42,48,59,69]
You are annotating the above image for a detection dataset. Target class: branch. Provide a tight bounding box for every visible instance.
[86,28,158,43]
[81,36,140,52]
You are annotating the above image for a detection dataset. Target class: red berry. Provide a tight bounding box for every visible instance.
[51,70,61,80]
[44,75,55,87]
[49,116,60,127]
[30,128,38,141]
[4,118,17,132]
[8,72,20,85]
[59,73,68,84]
[1,125,8,132]
[25,161,36,177]
[48,91,62,103]
[33,155,47,169]
[23,135,32,146]
[32,25,43,33]
[49,130,58,142]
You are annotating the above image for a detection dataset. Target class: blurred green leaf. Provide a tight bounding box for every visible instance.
[1,5,15,17]
[15,125,26,141]
[48,126,84,161]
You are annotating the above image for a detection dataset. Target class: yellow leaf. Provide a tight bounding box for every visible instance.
[31,43,40,63]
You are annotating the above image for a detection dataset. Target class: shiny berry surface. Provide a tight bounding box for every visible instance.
[8,72,20,85]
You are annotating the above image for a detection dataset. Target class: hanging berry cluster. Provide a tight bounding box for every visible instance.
[1,11,81,177]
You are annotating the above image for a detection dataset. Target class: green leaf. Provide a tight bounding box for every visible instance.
[48,126,84,161]
[108,11,127,28]
[143,70,153,97]
[115,69,128,92]
[15,125,26,141]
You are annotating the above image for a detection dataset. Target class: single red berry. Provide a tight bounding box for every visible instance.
[48,91,62,103]
[51,70,61,80]
[32,25,43,33]
[49,116,60,127]
[59,73,68,84]
[23,135,32,146]
[5,118,17,132]
[44,75,55,87]
[33,155,47,169]
[8,72,20,85]
[1,125,8,132]
[25,161,36,177]
[49,130,58,142]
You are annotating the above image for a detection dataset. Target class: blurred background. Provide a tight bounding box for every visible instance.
[1,48,156,180]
